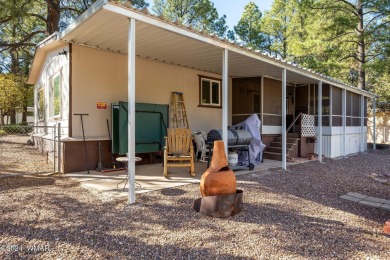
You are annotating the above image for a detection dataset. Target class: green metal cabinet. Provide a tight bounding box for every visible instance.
[112,102,169,155]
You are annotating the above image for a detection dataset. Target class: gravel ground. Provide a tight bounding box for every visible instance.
[0,135,54,176]
[0,150,389,259]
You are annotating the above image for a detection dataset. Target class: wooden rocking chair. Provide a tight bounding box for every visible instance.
[164,128,195,177]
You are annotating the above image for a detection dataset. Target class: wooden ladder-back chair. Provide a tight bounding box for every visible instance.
[164,128,195,177]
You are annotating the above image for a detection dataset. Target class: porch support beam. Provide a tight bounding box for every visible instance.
[222,49,229,156]
[360,95,364,152]
[282,68,287,170]
[127,18,136,204]
[329,86,333,127]
[342,89,346,156]
[317,81,323,162]
[261,76,264,125]
[373,99,376,149]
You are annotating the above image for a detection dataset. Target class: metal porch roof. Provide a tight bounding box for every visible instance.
[29,0,375,98]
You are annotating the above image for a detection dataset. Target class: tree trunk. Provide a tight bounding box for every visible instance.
[357,0,366,90]
[0,110,4,125]
[46,0,61,34]
[22,106,27,124]
[10,109,16,124]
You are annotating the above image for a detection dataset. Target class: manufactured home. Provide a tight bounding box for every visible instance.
[27,1,377,202]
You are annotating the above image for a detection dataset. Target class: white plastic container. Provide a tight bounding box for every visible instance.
[228,152,238,166]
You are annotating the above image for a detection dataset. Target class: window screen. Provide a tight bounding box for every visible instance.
[332,87,342,126]
[346,91,352,117]
[263,78,282,125]
[263,78,282,115]
[310,84,316,115]
[295,85,308,115]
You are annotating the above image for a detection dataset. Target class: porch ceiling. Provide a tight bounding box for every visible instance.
[61,9,317,85]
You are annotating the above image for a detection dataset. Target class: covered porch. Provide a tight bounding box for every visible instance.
[54,1,376,203]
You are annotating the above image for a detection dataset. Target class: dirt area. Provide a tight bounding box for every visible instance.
[0,150,389,259]
[0,135,54,176]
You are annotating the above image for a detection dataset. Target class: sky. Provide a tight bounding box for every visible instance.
[212,0,273,29]
[145,0,274,30]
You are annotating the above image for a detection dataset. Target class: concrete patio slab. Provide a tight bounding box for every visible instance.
[67,158,312,198]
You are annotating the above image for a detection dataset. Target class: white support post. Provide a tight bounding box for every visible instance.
[342,89,347,156]
[317,82,323,162]
[329,86,333,127]
[360,95,364,152]
[57,122,61,173]
[222,49,229,156]
[282,68,287,170]
[373,99,376,149]
[128,18,136,204]
[261,76,264,124]
[308,84,310,113]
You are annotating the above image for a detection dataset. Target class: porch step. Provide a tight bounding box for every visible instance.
[270,142,294,149]
[287,133,299,138]
[263,152,284,161]
[264,134,300,161]
[274,137,300,143]
[267,147,283,153]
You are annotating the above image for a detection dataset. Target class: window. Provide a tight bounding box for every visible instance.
[37,88,45,121]
[49,72,61,118]
[199,75,221,107]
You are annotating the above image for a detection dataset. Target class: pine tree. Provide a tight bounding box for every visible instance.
[152,0,227,37]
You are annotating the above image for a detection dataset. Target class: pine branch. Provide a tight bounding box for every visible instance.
[310,3,358,17]
[0,16,12,25]
[60,7,83,15]
[0,30,46,48]
[339,54,363,63]
[26,13,47,23]
[363,13,386,31]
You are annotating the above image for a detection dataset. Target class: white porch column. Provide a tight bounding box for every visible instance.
[360,95,365,152]
[127,18,136,204]
[317,81,323,162]
[373,99,376,149]
[329,86,333,127]
[261,76,264,124]
[342,89,347,156]
[222,49,229,156]
[282,68,287,170]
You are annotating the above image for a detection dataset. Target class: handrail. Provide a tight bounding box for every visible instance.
[286,112,303,133]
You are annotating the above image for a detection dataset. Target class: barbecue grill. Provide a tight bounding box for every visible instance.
[206,129,255,171]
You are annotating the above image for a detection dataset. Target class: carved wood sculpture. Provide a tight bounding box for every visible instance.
[200,140,236,197]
